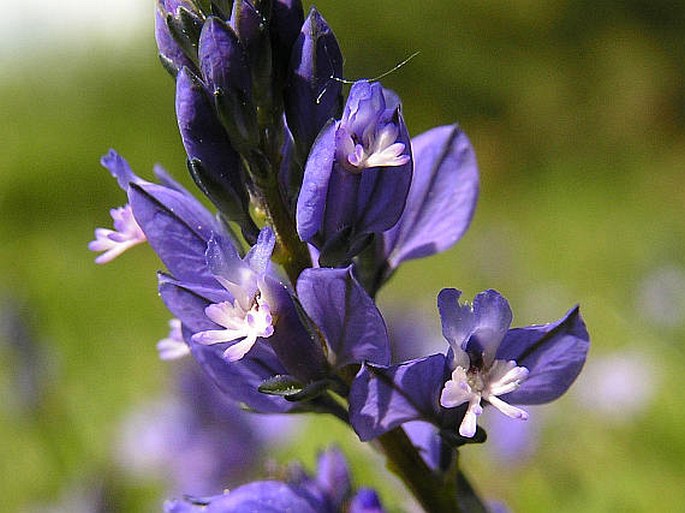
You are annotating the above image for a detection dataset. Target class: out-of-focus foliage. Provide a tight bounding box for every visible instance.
[1,1,684,512]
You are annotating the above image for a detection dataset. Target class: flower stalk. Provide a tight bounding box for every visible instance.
[378,427,462,513]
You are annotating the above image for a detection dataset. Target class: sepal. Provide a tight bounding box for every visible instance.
[165,6,204,65]
[231,0,273,112]
[187,158,258,237]
[155,1,200,76]
[349,354,450,441]
[371,124,479,287]
[270,0,304,91]
[258,374,306,397]
[496,305,590,405]
[297,266,391,369]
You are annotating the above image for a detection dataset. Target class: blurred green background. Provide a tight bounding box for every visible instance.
[1,1,684,511]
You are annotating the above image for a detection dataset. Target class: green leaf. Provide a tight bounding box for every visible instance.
[258,374,305,396]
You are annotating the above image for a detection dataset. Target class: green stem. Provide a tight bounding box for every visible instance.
[258,177,311,283]
[456,468,490,513]
[246,146,311,284]
[246,114,487,513]
[377,427,462,513]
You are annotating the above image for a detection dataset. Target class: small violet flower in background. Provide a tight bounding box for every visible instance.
[574,349,657,422]
[637,265,685,329]
[116,362,297,497]
[163,448,387,513]
[157,319,191,361]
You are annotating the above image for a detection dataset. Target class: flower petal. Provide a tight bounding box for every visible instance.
[496,306,590,404]
[469,289,512,365]
[437,288,474,350]
[128,181,220,287]
[244,227,276,278]
[205,234,257,308]
[101,149,143,191]
[297,267,390,368]
[296,120,337,243]
[349,354,449,441]
[260,276,329,383]
[165,481,321,513]
[158,272,229,332]
[382,124,478,269]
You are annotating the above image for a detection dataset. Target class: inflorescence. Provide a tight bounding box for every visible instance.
[90,1,590,511]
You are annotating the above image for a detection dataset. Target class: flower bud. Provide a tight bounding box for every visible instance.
[230,0,274,117]
[199,17,259,152]
[285,7,343,160]
[176,67,254,229]
[155,0,202,76]
[270,0,304,95]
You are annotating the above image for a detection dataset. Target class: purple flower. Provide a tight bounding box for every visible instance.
[296,80,412,264]
[92,151,321,410]
[158,227,331,411]
[190,229,277,362]
[163,448,386,513]
[438,290,530,437]
[349,289,589,441]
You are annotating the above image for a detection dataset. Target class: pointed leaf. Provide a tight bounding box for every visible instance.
[258,374,305,396]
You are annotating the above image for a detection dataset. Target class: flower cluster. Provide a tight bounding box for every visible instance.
[90,1,590,511]
[164,448,387,513]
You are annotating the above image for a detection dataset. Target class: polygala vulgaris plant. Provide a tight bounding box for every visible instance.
[90,1,590,511]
